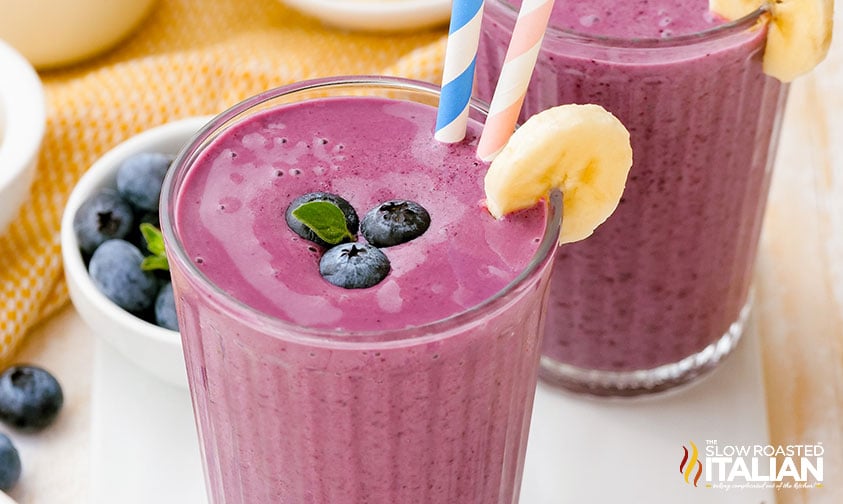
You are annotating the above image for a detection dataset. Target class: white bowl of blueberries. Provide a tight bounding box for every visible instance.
[61,117,211,389]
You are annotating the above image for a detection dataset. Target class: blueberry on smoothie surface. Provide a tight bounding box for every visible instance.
[319,243,391,289]
[285,192,359,247]
[361,200,431,247]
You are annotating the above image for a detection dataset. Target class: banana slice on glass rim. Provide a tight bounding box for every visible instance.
[710,0,834,82]
[484,104,633,245]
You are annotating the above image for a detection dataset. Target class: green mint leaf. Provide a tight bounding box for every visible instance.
[139,223,169,272]
[141,255,169,272]
[140,223,167,257]
[292,201,354,245]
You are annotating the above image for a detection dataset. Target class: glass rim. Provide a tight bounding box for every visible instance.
[491,1,770,48]
[160,75,563,349]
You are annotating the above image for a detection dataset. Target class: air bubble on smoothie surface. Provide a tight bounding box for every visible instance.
[218,197,242,213]
[241,132,268,150]
[579,14,600,27]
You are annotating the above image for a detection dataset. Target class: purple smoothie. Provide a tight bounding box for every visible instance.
[476,0,787,393]
[163,82,560,503]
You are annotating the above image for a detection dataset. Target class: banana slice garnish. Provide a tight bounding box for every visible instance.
[484,104,633,245]
[711,0,833,82]
[710,0,764,20]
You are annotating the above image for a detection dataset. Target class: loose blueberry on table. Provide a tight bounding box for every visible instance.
[0,365,63,432]
[286,192,430,289]
[0,433,20,492]
[0,364,64,491]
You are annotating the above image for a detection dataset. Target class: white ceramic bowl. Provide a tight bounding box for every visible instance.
[0,39,45,234]
[281,0,451,32]
[0,0,156,69]
[61,117,211,389]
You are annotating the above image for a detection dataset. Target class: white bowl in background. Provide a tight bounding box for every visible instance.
[61,117,211,389]
[280,0,451,32]
[0,39,45,234]
[0,0,157,69]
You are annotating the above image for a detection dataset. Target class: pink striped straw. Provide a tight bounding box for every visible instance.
[476,0,556,162]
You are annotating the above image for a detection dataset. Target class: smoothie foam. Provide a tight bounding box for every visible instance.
[477,0,786,391]
[175,97,545,330]
[537,0,719,38]
[167,91,557,502]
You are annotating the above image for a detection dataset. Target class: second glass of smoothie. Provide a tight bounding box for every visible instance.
[476,0,788,395]
[161,76,562,503]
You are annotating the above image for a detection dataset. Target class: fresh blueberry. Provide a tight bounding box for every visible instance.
[155,282,179,331]
[361,199,431,247]
[73,189,135,256]
[319,243,390,289]
[0,433,20,491]
[88,239,160,314]
[116,152,173,211]
[126,210,161,256]
[285,192,359,247]
[0,365,63,432]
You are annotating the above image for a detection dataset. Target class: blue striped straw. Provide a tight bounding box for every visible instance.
[435,0,485,143]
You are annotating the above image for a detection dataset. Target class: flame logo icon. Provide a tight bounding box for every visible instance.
[680,441,703,487]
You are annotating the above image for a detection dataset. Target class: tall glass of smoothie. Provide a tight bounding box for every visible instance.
[160,76,562,503]
[476,1,788,395]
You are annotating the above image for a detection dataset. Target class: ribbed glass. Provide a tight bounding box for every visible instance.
[476,2,788,395]
[161,76,563,502]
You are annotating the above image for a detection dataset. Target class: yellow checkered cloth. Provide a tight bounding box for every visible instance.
[0,0,447,362]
